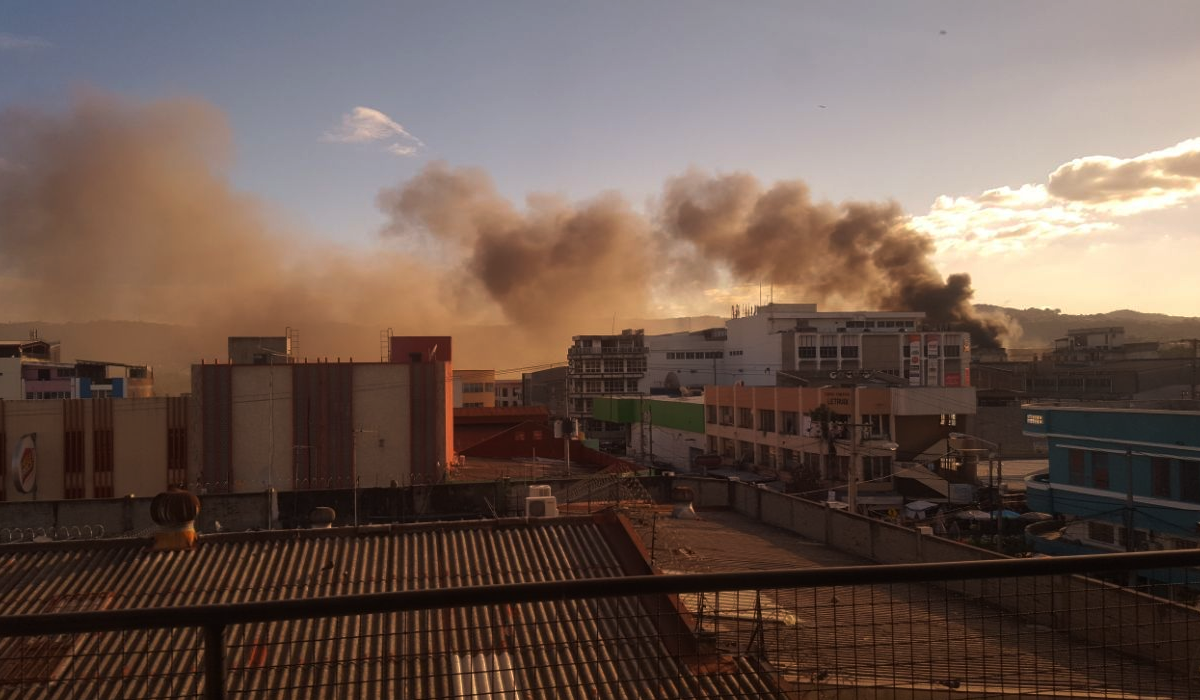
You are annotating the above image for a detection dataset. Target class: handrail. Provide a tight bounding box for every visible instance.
[2,548,1198,638]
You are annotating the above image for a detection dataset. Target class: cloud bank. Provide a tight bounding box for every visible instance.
[915,137,1200,254]
[323,106,423,157]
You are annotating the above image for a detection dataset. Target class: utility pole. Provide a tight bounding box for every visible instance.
[1190,338,1198,401]
[1125,448,1135,552]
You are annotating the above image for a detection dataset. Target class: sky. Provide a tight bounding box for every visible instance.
[2,1,1200,322]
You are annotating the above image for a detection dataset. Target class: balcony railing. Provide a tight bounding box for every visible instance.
[0,550,1197,698]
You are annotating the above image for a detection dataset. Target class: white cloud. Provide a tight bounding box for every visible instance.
[0,32,51,50]
[912,137,1200,254]
[323,106,424,157]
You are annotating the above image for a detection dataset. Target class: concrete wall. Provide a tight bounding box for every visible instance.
[675,475,1200,678]
[112,398,170,496]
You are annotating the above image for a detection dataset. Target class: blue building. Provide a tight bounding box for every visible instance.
[1023,401,1200,555]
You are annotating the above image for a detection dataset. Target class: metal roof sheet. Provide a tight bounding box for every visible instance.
[0,516,785,699]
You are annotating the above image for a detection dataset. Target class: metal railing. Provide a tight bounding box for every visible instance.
[0,550,1198,698]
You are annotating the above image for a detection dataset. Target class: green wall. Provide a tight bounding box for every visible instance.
[592,397,704,433]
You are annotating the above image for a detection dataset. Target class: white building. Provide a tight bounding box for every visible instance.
[640,304,969,393]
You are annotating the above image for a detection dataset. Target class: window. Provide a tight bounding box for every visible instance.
[781,411,799,436]
[708,435,718,453]
[721,438,734,458]
[1087,521,1115,544]
[583,359,600,373]
[861,414,889,439]
[739,441,754,463]
[1091,452,1109,490]
[758,444,773,467]
[532,430,543,440]
[758,409,775,433]
[819,334,838,358]
[1181,460,1200,504]
[1152,457,1171,498]
[737,407,753,429]
[666,352,676,360]
[1068,449,1085,486]
[719,406,733,426]
[706,405,717,424]
[1026,414,1044,425]
[944,334,962,358]
[797,335,816,359]
[862,456,893,481]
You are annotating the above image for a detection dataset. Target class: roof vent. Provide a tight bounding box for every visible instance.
[310,507,336,529]
[149,487,200,551]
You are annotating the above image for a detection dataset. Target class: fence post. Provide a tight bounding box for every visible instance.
[204,622,227,700]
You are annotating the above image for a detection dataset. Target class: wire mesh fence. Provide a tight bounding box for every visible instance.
[0,552,1197,699]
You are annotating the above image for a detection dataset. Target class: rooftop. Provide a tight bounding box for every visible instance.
[0,512,783,698]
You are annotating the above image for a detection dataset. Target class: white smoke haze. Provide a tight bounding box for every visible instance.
[1,93,1024,391]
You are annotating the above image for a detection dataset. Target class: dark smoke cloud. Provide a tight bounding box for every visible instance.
[659,171,1014,348]
[0,93,1013,392]
[377,162,653,333]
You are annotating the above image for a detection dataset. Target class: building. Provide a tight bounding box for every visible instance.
[522,366,567,418]
[494,378,523,407]
[593,396,707,470]
[1023,400,1200,554]
[453,369,495,408]
[0,396,188,500]
[191,335,453,494]
[637,304,970,393]
[0,338,153,400]
[704,382,976,504]
[639,327,727,395]
[227,334,294,364]
[566,330,648,451]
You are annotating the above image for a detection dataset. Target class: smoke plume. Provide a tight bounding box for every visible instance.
[0,93,1013,393]
[656,171,1013,348]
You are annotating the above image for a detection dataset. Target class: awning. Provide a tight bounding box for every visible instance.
[892,466,950,498]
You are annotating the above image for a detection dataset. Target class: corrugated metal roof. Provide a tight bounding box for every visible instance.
[0,516,786,699]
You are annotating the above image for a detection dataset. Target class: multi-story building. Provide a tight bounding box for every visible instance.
[704,382,977,502]
[639,328,727,395]
[1023,400,1200,554]
[0,338,154,400]
[567,329,648,451]
[494,379,523,407]
[191,334,454,494]
[453,369,495,408]
[523,366,568,418]
[637,304,969,393]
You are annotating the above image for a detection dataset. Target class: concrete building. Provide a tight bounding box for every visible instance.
[704,383,976,504]
[0,339,153,400]
[594,396,707,470]
[566,330,648,450]
[523,366,567,418]
[639,328,727,395]
[191,335,453,494]
[227,335,293,364]
[452,369,495,408]
[637,304,970,393]
[1023,400,1200,555]
[494,378,523,407]
[0,396,188,501]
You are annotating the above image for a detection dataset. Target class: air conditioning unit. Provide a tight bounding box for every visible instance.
[525,496,558,518]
